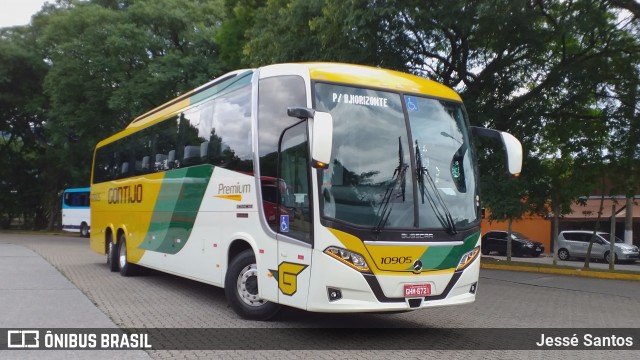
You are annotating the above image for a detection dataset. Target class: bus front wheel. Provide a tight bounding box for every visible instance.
[118,234,137,277]
[224,249,281,320]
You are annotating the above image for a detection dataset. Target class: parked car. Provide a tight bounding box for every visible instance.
[481,230,544,257]
[557,230,639,264]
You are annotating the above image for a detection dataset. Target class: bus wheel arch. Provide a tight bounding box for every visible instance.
[224,243,280,320]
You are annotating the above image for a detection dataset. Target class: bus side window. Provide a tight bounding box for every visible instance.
[155,154,167,171]
[168,150,176,169]
[183,145,201,167]
[278,121,312,243]
[202,84,253,172]
[141,156,150,173]
[257,75,307,235]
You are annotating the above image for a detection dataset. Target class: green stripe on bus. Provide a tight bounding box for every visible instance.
[411,232,479,270]
[140,164,214,254]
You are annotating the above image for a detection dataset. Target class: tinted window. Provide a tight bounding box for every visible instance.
[183,84,253,172]
[93,82,253,184]
[63,192,90,207]
[562,232,580,241]
[257,75,307,233]
[565,233,594,243]
[489,232,507,240]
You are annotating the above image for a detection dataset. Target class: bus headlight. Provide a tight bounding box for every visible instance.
[324,246,371,273]
[456,246,480,271]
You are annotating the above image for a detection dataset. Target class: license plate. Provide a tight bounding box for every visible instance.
[404,284,431,297]
[536,247,542,252]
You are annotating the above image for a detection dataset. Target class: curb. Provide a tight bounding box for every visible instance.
[481,262,640,281]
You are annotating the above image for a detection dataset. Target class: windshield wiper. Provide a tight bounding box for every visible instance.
[415,140,457,235]
[374,137,408,233]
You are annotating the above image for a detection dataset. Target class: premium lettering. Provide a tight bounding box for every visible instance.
[218,182,251,195]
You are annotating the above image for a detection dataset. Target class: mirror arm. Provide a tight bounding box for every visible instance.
[287,107,315,120]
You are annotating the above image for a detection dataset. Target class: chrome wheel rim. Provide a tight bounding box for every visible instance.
[119,242,127,269]
[236,264,265,307]
[107,241,113,263]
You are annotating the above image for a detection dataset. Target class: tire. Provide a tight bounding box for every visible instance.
[107,233,119,272]
[118,234,137,277]
[605,251,618,264]
[80,222,89,238]
[224,249,281,320]
[558,248,570,261]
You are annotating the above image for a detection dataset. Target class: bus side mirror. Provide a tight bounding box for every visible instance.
[471,126,523,176]
[287,107,333,169]
[310,111,333,169]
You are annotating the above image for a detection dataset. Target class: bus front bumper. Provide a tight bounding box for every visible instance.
[305,249,479,313]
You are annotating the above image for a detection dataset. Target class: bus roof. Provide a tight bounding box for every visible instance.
[96,63,461,148]
[63,187,91,193]
[304,63,461,102]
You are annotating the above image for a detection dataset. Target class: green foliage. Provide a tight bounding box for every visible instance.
[1,0,225,229]
[244,0,326,66]
[0,0,638,230]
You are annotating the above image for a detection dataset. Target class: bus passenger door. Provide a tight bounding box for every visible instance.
[275,121,313,310]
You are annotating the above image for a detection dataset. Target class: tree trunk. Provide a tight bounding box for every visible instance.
[552,200,559,265]
[507,217,513,262]
[609,204,616,271]
[625,195,633,245]
[584,188,606,269]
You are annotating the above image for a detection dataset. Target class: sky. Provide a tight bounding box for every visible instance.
[0,0,49,28]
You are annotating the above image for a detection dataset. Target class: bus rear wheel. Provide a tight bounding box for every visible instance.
[80,222,89,238]
[224,249,281,320]
[107,234,119,272]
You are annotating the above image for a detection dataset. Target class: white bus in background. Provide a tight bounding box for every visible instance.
[62,187,91,237]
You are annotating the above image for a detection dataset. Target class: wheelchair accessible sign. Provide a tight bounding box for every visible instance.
[280,215,289,233]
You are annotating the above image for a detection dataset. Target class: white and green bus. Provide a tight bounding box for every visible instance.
[90,63,521,320]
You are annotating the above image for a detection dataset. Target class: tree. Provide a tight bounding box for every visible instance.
[0,26,51,229]
[243,1,639,227]
[1,0,225,229]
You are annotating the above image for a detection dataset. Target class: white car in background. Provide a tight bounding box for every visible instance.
[557,230,639,264]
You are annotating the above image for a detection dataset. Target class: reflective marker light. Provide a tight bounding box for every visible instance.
[313,160,329,169]
[324,246,371,273]
[456,246,480,271]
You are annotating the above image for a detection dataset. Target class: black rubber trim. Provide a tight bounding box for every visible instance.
[362,271,463,303]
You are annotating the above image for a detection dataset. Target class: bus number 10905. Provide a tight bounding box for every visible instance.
[380,256,412,265]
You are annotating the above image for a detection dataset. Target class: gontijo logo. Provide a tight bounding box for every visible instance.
[269,262,308,296]
[107,184,143,204]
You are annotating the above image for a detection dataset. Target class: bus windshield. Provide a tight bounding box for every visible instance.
[315,82,478,232]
